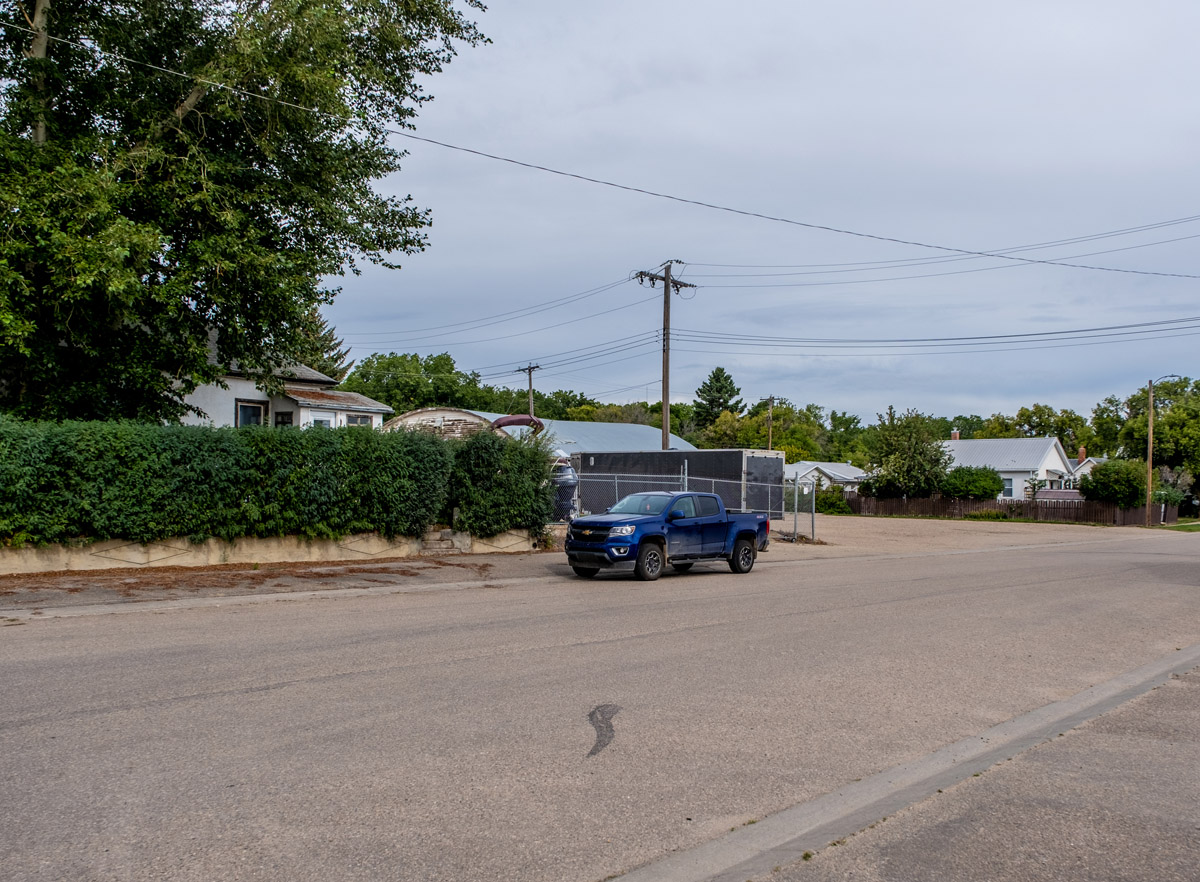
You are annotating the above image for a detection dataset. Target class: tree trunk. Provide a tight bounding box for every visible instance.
[23,0,52,144]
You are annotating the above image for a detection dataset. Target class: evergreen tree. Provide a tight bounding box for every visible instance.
[694,367,745,428]
[298,311,355,382]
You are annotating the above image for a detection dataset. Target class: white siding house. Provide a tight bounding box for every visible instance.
[181,364,392,428]
[784,460,867,490]
[943,437,1077,499]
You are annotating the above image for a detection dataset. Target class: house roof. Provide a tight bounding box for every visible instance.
[784,460,867,482]
[283,386,392,413]
[225,360,337,386]
[943,437,1069,472]
[470,411,696,455]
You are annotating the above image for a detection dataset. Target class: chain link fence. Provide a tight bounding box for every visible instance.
[564,471,819,541]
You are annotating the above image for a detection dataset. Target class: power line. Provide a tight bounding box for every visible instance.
[672,314,1200,349]
[347,292,660,349]
[5,19,1200,282]
[685,231,1200,279]
[687,233,1200,289]
[337,278,630,339]
[683,213,1200,270]
[673,329,1200,359]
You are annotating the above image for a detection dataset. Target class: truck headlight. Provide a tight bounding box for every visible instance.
[610,525,635,536]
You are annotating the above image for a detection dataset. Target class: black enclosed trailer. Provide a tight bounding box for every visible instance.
[570,449,785,517]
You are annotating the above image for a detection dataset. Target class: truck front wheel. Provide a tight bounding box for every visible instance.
[635,543,664,581]
[728,538,755,574]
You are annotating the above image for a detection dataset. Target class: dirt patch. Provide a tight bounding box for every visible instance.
[0,554,503,609]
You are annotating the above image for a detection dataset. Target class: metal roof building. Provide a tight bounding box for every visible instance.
[472,411,696,456]
[384,408,695,455]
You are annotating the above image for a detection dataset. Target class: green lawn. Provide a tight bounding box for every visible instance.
[1165,517,1200,532]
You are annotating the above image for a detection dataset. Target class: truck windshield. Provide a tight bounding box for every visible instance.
[608,494,671,515]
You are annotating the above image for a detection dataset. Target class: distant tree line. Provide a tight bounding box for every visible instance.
[334,354,1198,505]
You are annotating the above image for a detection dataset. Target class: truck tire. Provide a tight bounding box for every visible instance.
[572,566,599,579]
[728,538,755,574]
[634,542,664,581]
[672,562,694,573]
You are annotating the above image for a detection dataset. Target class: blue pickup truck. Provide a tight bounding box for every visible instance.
[564,491,770,580]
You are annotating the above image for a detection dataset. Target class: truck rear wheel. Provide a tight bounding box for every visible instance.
[728,538,755,574]
[635,543,664,581]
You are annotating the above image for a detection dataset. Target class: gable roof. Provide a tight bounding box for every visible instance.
[943,437,1072,474]
[784,460,867,482]
[228,362,336,385]
[283,386,392,414]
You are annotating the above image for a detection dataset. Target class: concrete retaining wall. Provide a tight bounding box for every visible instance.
[0,528,539,577]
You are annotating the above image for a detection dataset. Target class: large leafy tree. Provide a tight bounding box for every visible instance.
[0,0,484,421]
[1117,377,1200,476]
[341,351,484,414]
[977,403,1094,454]
[860,406,952,498]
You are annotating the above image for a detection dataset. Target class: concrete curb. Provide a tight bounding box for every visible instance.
[619,642,1200,882]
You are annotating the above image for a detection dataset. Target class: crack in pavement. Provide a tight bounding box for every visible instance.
[587,703,621,757]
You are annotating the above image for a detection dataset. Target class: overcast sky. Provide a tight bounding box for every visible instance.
[324,1,1200,423]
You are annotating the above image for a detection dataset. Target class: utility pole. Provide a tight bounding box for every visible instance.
[1146,378,1155,529]
[1146,374,1182,527]
[515,364,540,417]
[760,396,776,450]
[635,260,696,450]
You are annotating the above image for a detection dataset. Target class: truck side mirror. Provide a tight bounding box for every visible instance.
[668,508,686,520]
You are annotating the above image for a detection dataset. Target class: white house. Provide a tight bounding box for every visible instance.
[784,460,867,490]
[181,363,392,429]
[943,437,1077,499]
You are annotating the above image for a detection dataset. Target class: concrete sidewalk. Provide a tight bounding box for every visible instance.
[761,667,1200,882]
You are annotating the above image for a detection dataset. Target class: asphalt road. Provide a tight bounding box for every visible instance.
[1,527,1197,881]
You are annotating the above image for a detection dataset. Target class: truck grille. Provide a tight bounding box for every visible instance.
[569,524,611,544]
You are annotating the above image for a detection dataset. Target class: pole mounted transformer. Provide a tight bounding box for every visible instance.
[634,260,696,450]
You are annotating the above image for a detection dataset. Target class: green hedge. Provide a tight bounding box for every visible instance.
[446,430,554,537]
[0,417,549,546]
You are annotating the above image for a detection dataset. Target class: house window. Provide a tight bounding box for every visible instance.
[345,414,372,427]
[235,399,268,427]
[1002,478,1013,498]
[274,412,294,428]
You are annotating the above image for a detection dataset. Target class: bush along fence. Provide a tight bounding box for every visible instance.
[0,418,555,547]
[844,493,1177,526]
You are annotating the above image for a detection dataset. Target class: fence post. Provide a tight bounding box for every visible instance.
[811,481,816,541]
[792,480,799,542]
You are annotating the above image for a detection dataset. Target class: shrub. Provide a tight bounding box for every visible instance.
[964,509,1009,520]
[941,466,1004,500]
[447,431,554,537]
[815,488,853,514]
[1078,459,1146,508]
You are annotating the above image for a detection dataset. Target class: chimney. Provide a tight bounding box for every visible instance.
[951,429,960,441]
[1078,446,1086,465]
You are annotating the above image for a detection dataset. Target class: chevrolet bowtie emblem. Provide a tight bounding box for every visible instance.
[582,529,593,536]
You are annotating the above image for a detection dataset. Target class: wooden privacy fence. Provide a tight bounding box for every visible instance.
[844,494,1178,526]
